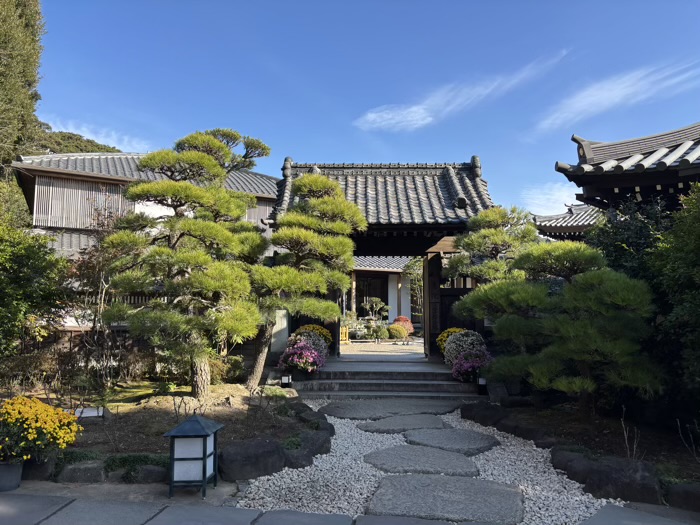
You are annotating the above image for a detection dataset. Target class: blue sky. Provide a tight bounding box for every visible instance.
[38,1,700,214]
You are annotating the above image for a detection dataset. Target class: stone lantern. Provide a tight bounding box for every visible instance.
[163,415,224,498]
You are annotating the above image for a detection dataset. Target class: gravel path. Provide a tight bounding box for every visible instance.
[237,400,618,524]
[237,406,405,515]
[441,410,616,525]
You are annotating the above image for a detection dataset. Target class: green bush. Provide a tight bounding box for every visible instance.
[153,381,176,395]
[444,330,487,367]
[437,328,465,353]
[294,324,333,346]
[209,355,247,384]
[368,326,389,340]
[388,324,408,339]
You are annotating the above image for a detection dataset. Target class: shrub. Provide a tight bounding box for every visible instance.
[368,325,389,340]
[388,324,408,339]
[437,328,466,353]
[278,342,325,372]
[294,324,333,346]
[153,382,176,395]
[288,331,329,359]
[209,355,247,384]
[0,396,82,463]
[444,330,487,367]
[391,316,414,335]
[452,348,493,382]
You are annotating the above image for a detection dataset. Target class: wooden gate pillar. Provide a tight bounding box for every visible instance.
[423,253,442,357]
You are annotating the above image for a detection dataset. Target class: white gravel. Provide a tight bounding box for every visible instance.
[237,399,618,524]
[237,406,405,515]
[441,410,619,525]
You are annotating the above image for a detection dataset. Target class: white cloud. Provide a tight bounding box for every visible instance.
[535,62,700,134]
[521,182,578,215]
[42,117,151,152]
[353,50,569,132]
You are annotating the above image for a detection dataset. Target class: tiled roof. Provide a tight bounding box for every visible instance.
[556,122,700,176]
[273,157,493,226]
[354,256,412,272]
[13,152,279,198]
[532,204,602,238]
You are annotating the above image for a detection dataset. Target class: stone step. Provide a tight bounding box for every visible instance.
[316,370,454,381]
[299,391,482,401]
[295,379,476,393]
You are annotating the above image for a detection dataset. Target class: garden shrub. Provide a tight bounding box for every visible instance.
[152,381,175,395]
[391,316,414,335]
[452,347,493,382]
[104,453,169,483]
[294,324,333,346]
[368,325,389,340]
[209,355,247,384]
[437,328,465,353]
[444,330,487,367]
[278,342,325,372]
[288,331,329,359]
[388,324,408,339]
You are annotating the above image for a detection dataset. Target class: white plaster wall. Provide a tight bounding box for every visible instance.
[135,201,174,218]
[400,274,412,319]
[270,309,289,356]
[388,274,399,321]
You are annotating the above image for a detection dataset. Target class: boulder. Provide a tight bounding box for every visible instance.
[583,457,662,504]
[566,457,596,484]
[667,483,700,512]
[298,410,328,424]
[132,465,168,483]
[219,438,286,481]
[316,419,335,437]
[550,446,586,471]
[284,430,332,469]
[287,401,314,415]
[459,401,507,427]
[106,468,127,483]
[513,423,546,442]
[495,417,519,435]
[56,460,105,483]
[533,436,559,449]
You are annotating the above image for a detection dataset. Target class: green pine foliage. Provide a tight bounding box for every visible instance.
[97,130,270,399]
[245,173,367,389]
[456,239,660,414]
[444,206,538,282]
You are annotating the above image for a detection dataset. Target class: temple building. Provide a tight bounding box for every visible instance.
[532,204,602,240]
[273,157,493,354]
[555,121,700,209]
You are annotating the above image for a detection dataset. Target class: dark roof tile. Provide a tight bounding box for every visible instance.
[274,158,493,226]
[13,152,279,198]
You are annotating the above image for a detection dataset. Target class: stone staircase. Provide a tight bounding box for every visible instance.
[295,357,480,401]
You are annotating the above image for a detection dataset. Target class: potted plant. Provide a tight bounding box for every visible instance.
[278,341,326,381]
[0,396,82,491]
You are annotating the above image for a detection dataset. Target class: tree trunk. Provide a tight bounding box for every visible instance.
[246,321,275,391]
[191,354,211,400]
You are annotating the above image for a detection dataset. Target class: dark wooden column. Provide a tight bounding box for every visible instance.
[423,253,442,357]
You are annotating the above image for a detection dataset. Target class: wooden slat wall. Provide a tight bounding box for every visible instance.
[34,176,134,229]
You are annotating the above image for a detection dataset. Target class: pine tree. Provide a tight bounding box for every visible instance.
[245,174,367,390]
[444,206,538,282]
[457,241,660,414]
[101,130,269,399]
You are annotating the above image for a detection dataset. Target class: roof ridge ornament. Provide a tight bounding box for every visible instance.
[471,155,482,178]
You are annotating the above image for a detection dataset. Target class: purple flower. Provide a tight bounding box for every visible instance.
[278,342,326,372]
[451,350,493,382]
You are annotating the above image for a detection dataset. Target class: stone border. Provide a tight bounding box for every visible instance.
[460,401,700,511]
[218,401,335,481]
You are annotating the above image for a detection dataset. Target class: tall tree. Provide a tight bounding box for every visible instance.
[245,174,367,390]
[654,184,700,396]
[0,0,43,168]
[100,130,270,399]
[0,224,66,356]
